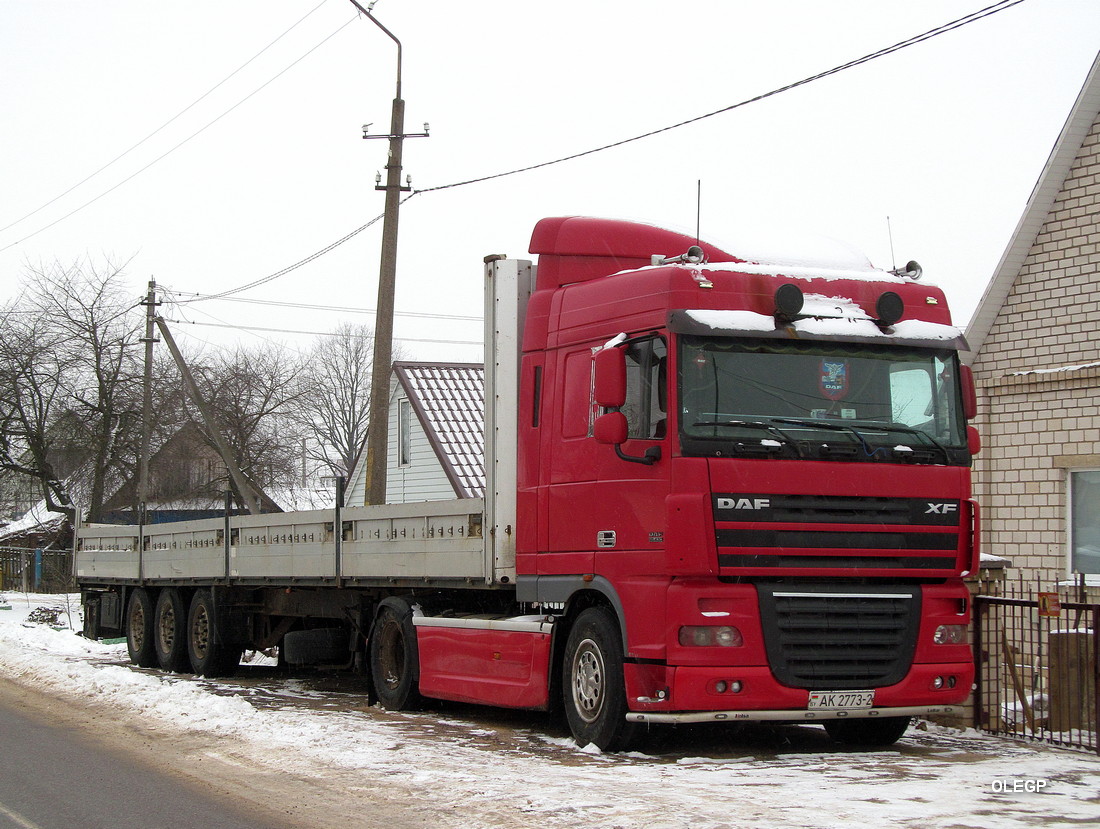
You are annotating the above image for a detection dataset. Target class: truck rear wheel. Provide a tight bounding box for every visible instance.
[126,588,157,668]
[562,607,640,752]
[187,590,242,677]
[154,588,191,672]
[369,599,422,710]
[824,716,911,747]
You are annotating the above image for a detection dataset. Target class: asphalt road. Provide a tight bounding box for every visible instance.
[0,681,291,829]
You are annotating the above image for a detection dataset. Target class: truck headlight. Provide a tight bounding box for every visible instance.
[933,624,967,645]
[679,625,743,647]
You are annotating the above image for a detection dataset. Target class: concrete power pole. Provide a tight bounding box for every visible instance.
[349,1,428,505]
[137,279,160,523]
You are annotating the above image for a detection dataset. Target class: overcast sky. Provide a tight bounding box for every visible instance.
[2,0,1098,363]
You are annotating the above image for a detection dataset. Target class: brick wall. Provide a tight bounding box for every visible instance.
[972,114,1100,580]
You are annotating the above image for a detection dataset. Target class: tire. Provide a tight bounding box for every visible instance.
[562,606,640,752]
[154,588,191,672]
[824,716,911,747]
[369,599,422,710]
[126,588,158,668]
[283,627,348,666]
[187,590,243,677]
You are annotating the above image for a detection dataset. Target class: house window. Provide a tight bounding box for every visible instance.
[398,399,413,467]
[1070,470,1100,575]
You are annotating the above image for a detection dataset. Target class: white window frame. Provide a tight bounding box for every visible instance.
[1067,468,1100,577]
[397,398,413,468]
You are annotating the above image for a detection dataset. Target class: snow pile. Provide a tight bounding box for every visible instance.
[2,594,1100,828]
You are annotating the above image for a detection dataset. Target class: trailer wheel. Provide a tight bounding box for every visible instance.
[154,588,191,672]
[824,716,911,747]
[369,599,422,710]
[562,607,640,752]
[187,590,242,677]
[125,588,158,668]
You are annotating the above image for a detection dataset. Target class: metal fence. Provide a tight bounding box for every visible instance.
[0,547,74,594]
[975,578,1099,754]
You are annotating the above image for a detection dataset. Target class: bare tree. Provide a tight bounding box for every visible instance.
[21,259,144,522]
[0,299,79,516]
[295,322,380,481]
[185,342,308,495]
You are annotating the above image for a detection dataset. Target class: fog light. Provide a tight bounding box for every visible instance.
[947,675,957,689]
[715,680,728,693]
[730,680,743,693]
[934,624,967,645]
[932,676,944,690]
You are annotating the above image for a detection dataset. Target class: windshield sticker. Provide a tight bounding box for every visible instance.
[820,359,849,400]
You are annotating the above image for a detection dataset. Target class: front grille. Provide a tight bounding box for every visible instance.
[757,584,921,690]
[714,493,962,572]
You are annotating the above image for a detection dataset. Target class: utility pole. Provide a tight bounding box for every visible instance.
[348,0,428,504]
[137,279,160,524]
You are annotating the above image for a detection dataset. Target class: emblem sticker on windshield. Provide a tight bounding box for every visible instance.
[820,359,849,400]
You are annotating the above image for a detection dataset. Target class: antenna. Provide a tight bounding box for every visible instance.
[886,215,897,271]
[696,179,702,246]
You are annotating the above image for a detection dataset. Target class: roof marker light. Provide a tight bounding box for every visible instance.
[876,291,904,326]
[774,284,804,320]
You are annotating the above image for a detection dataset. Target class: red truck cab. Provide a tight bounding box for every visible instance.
[515,217,976,749]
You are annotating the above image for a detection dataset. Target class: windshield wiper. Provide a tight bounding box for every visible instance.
[771,417,949,461]
[690,419,804,457]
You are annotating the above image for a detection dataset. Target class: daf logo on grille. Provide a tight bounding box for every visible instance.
[925,502,958,515]
[717,497,771,511]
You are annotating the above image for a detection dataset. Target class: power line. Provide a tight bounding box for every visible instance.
[166,286,481,321]
[417,0,1027,194]
[0,11,359,254]
[0,1,331,237]
[162,316,482,346]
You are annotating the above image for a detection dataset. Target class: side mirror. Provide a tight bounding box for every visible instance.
[959,364,977,421]
[967,425,981,457]
[594,411,628,445]
[594,347,626,408]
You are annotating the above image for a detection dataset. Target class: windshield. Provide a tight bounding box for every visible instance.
[679,336,969,465]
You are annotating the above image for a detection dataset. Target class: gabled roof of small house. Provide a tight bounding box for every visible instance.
[393,362,485,498]
[964,51,1100,362]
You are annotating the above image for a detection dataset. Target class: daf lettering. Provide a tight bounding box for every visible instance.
[718,497,771,511]
[926,502,958,515]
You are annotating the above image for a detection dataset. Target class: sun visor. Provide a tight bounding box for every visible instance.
[668,309,969,351]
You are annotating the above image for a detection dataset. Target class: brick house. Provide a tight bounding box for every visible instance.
[964,52,1100,584]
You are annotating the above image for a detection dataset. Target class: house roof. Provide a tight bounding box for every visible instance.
[393,362,485,498]
[964,51,1100,362]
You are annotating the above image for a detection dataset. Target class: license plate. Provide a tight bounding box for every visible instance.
[808,690,875,710]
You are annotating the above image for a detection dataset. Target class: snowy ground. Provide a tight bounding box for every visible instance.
[1,592,1098,829]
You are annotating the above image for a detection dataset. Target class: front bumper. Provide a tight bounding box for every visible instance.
[627,704,960,724]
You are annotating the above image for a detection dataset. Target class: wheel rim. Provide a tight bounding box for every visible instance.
[158,604,176,653]
[192,604,210,660]
[377,618,405,690]
[129,602,146,651]
[571,637,606,724]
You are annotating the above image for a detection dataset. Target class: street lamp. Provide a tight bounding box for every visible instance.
[347,1,428,505]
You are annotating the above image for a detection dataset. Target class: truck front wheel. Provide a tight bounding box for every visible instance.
[126,588,157,668]
[369,599,422,710]
[562,607,640,752]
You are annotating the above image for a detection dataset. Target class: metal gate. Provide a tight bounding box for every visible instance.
[975,592,1099,753]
